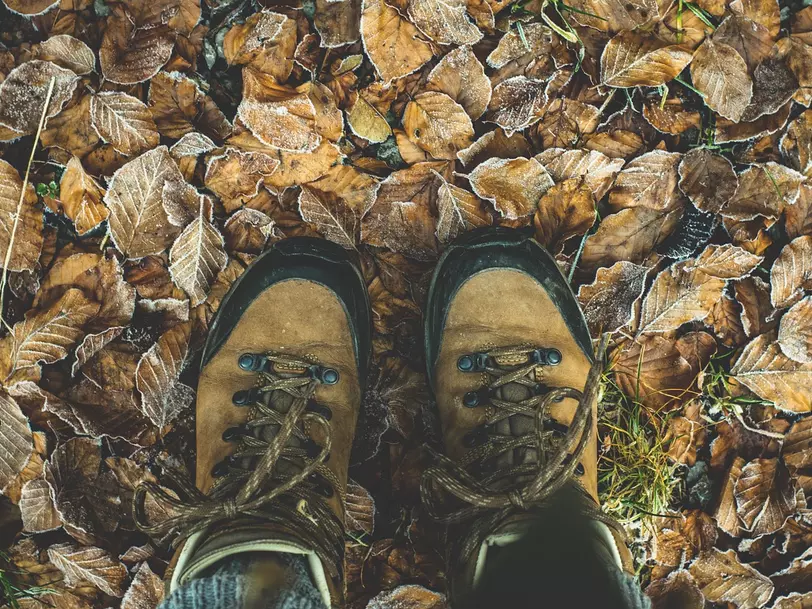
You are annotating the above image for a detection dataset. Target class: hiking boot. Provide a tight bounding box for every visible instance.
[420,227,630,600]
[135,238,371,606]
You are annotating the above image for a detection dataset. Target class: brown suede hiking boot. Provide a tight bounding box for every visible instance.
[420,227,630,600]
[134,238,371,607]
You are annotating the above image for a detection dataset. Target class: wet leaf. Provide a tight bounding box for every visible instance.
[608,150,680,212]
[361,0,433,83]
[533,178,595,253]
[48,542,129,597]
[600,32,693,88]
[577,261,648,335]
[0,158,43,272]
[691,39,753,122]
[426,46,491,120]
[771,236,812,309]
[678,148,738,214]
[38,35,95,75]
[689,549,773,609]
[735,457,797,536]
[403,92,474,160]
[468,157,553,219]
[20,478,61,533]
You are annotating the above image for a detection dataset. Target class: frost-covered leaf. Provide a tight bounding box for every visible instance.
[468,157,553,219]
[690,39,753,122]
[689,549,773,609]
[723,163,804,223]
[535,148,624,201]
[0,158,43,272]
[408,0,482,45]
[345,481,375,536]
[0,391,33,495]
[90,92,159,157]
[687,244,763,279]
[148,71,232,142]
[577,261,648,335]
[48,542,129,597]
[734,457,797,536]
[486,76,546,135]
[59,157,108,236]
[20,478,61,533]
[403,92,474,160]
[361,0,433,83]
[533,178,595,253]
[771,236,812,309]
[435,174,490,243]
[0,60,78,135]
[783,418,812,470]
[99,17,173,85]
[678,148,738,214]
[427,46,491,120]
[778,296,812,363]
[121,562,164,609]
[601,32,693,88]
[608,150,680,211]
[38,35,96,75]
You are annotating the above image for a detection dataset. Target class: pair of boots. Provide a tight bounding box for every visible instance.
[134,228,631,607]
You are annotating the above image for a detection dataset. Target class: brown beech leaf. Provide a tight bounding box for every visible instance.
[535,148,625,200]
[715,102,792,145]
[408,0,481,45]
[784,418,812,470]
[608,150,680,211]
[578,261,648,335]
[642,97,701,135]
[171,132,216,159]
[435,173,491,243]
[0,392,33,494]
[772,593,812,609]
[652,510,717,567]
[564,0,657,31]
[169,202,228,306]
[707,293,747,347]
[90,92,159,157]
[105,146,184,259]
[347,92,392,143]
[735,457,797,536]
[645,571,704,609]
[730,0,780,36]
[584,129,645,159]
[99,15,174,85]
[678,148,738,214]
[600,32,693,88]
[366,585,447,609]
[426,46,491,120]
[783,110,812,177]
[121,562,164,609]
[778,296,812,363]
[687,244,763,279]
[204,146,278,212]
[224,209,277,254]
[0,60,78,136]
[486,76,547,135]
[223,10,296,81]
[713,14,773,73]
[458,129,531,167]
[148,71,232,142]
[403,92,474,160]
[313,0,360,48]
[345,480,375,536]
[723,163,804,223]
[533,178,595,253]
[533,99,600,149]
[771,236,812,309]
[715,456,745,536]
[664,401,707,465]
[136,322,194,427]
[689,549,774,609]
[0,158,43,272]
[468,157,553,219]
[736,276,778,338]
[38,35,95,75]
[361,0,433,83]
[731,331,812,413]
[1,0,57,14]
[59,157,108,236]
[690,39,753,122]
[486,22,553,75]
[581,204,682,269]
[48,542,129,597]
[40,93,100,159]
[20,478,61,533]
[611,335,695,411]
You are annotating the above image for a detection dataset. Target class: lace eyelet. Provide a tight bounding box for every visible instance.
[211,460,230,477]
[575,463,585,476]
[222,425,246,442]
[463,391,480,408]
[531,349,563,366]
[238,353,266,371]
[232,389,255,406]
[304,439,322,459]
[458,353,488,372]
[309,365,340,385]
[306,402,333,420]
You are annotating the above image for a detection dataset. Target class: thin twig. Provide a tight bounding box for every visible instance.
[0,76,56,331]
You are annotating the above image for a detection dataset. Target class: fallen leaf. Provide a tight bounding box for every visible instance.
[457,129,531,167]
[171,132,216,159]
[715,102,792,144]
[783,110,812,177]
[347,93,392,143]
[687,243,763,279]
[40,93,100,159]
[204,146,278,212]
[601,32,693,88]
[608,150,681,212]
[435,173,491,243]
[223,10,296,82]
[403,92,474,160]
[0,391,33,495]
[783,418,812,470]
[689,548,774,609]
[90,92,159,157]
[778,296,812,363]
[345,480,375,536]
[565,0,657,31]
[147,71,232,142]
[468,157,553,219]
[533,98,600,149]
[48,542,129,597]
[486,76,546,135]
[736,276,777,338]
[426,46,491,120]
[366,585,447,609]
[577,261,648,334]
[771,236,812,309]
[0,60,78,136]
[735,457,797,536]
[645,571,704,609]
[690,39,753,122]
[1,0,58,14]
[533,178,595,253]
[38,35,95,75]
[486,22,553,74]
[20,478,61,533]
[361,0,433,83]
[772,593,812,609]
[314,0,361,48]
[99,15,174,85]
[58,157,108,236]
[678,148,738,214]
[715,456,745,536]
[408,0,481,45]
[707,293,747,347]
[713,14,773,73]
[642,97,701,135]
[664,401,707,465]
[652,510,717,567]
[731,331,812,413]
[723,163,804,223]
[535,148,625,200]
[121,562,164,609]
[584,129,645,159]
[0,158,43,272]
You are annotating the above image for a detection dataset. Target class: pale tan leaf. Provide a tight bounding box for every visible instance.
[535,148,625,200]
[121,562,164,609]
[313,0,361,48]
[435,175,491,243]
[347,94,392,143]
[426,46,491,120]
[168,203,228,306]
[730,0,780,36]
[345,481,375,536]
[0,392,33,495]
[533,99,600,149]
[403,92,474,160]
[772,593,812,609]
[784,418,812,470]
[714,456,745,537]
[468,157,553,219]
[608,150,680,211]
[689,549,774,609]
[690,39,753,122]
[686,244,763,279]
[731,331,812,413]
[735,457,797,536]
[105,146,183,258]
[642,97,701,134]
[47,542,129,597]
[408,0,482,45]
[90,92,159,157]
[0,60,79,136]
[771,236,812,309]
[723,162,804,223]
[678,148,738,214]
[600,32,693,88]
[38,35,95,75]
[361,0,433,82]
[136,322,194,427]
[299,188,360,249]
[0,158,43,272]
[577,261,649,335]
[778,296,812,363]
[457,129,531,167]
[99,17,174,85]
[563,0,657,31]
[20,478,61,533]
[59,157,108,236]
[533,178,595,253]
[204,146,278,212]
[486,76,546,135]
[486,22,552,70]
[170,132,216,158]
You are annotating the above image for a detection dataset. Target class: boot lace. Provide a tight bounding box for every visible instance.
[421,335,623,565]
[133,353,345,579]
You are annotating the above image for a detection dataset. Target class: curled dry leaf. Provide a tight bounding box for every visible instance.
[426,46,491,121]
[105,146,184,259]
[535,148,624,200]
[121,562,164,609]
[577,261,648,335]
[486,76,547,135]
[407,0,481,45]
[468,157,553,220]
[715,456,745,537]
[772,236,812,309]
[99,15,174,85]
[171,132,216,159]
[435,174,491,244]
[136,322,194,428]
[664,401,707,465]
[678,148,738,214]
[0,158,43,272]
[533,178,595,253]
[90,92,160,157]
[148,71,232,142]
[20,478,61,533]
[59,157,108,236]
[723,163,804,223]
[689,548,774,609]
[608,150,680,212]
[731,331,812,414]
[48,542,129,597]
[735,457,797,536]
[403,92,475,160]
[652,510,717,567]
[778,296,812,363]
[0,391,33,494]
[458,129,531,167]
[736,276,777,338]
[690,39,753,122]
[0,60,78,136]
[361,0,433,83]
[223,10,296,81]
[345,480,375,536]
[707,293,747,347]
[40,92,101,160]
[600,32,693,88]
[38,35,95,75]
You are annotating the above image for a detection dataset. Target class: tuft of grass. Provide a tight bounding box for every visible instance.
[0,552,54,609]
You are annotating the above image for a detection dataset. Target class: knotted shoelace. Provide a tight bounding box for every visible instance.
[421,335,625,565]
[133,353,345,579]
